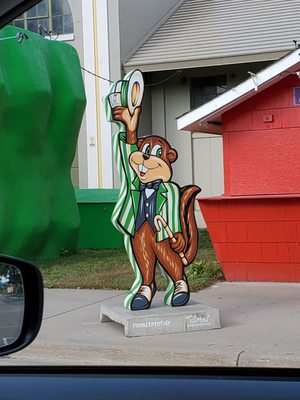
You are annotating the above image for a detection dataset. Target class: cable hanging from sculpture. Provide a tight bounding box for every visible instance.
[0,32,29,43]
[0,31,180,88]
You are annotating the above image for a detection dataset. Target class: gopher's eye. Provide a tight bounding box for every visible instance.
[141,143,150,155]
[151,144,162,158]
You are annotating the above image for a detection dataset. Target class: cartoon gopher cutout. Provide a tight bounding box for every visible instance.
[105,70,201,311]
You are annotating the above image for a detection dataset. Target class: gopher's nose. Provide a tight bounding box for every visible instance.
[142,154,150,160]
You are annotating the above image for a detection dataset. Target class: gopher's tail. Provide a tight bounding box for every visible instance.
[180,185,201,265]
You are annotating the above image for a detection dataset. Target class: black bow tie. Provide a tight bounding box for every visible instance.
[139,180,162,191]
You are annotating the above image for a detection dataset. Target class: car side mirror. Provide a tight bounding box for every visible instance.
[0,254,43,357]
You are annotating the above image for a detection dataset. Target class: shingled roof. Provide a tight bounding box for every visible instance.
[123,0,300,72]
[177,48,300,133]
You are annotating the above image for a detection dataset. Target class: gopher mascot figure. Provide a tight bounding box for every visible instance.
[105,70,201,311]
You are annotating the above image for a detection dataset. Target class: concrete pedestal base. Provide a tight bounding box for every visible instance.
[100,301,221,337]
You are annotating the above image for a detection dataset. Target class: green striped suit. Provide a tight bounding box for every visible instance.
[104,73,180,309]
[112,131,182,241]
[110,129,182,308]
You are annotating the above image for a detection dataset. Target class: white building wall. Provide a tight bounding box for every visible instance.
[80,0,116,189]
[67,0,121,189]
[66,0,86,188]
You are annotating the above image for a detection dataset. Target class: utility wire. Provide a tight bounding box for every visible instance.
[1,32,181,89]
[81,67,181,88]
[145,70,181,87]
[81,66,113,83]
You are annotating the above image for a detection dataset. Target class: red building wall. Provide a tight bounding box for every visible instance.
[199,74,300,282]
[199,195,300,282]
[222,75,300,196]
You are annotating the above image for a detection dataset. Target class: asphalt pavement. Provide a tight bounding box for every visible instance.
[1,282,300,367]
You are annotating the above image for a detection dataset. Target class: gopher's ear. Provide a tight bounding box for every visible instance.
[168,148,178,163]
[137,139,143,149]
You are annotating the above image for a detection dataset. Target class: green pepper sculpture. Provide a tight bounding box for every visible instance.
[0,26,86,261]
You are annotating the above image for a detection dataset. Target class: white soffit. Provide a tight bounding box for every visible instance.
[177,49,300,133]
[123,0,300,72]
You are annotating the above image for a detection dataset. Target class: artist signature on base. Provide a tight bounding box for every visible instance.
[185,313,212,327]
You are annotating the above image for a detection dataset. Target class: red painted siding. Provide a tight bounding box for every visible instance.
[199,196,300,282]
[222,75,300,196]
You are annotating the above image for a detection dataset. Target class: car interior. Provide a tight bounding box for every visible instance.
[1,1,300,399]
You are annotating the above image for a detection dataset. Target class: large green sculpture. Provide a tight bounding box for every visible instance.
[0,26,86,261]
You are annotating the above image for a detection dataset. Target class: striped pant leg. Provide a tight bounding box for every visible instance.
[123,233,143,310]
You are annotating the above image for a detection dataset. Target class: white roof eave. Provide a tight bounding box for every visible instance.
[177,49,300,133]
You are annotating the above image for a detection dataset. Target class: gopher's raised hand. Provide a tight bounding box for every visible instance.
[112,106,141,134]
[0,26,86,260]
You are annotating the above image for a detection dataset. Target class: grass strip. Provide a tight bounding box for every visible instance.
[39,230,224,291]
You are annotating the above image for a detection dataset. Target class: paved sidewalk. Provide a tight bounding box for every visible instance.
[1,282,300,367]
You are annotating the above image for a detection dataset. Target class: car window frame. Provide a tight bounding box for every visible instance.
[0,0,42,29]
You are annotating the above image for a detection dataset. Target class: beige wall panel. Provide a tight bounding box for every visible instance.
[193,136,224,228]
[165,78,193,186]
[210,137,224,196]
[151,85,166,137]
[193,139,211,197]
[139,87,152,137]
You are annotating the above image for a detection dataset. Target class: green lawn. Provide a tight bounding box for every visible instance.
[39,230,224,291]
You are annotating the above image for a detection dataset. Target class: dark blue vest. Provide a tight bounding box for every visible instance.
[135,180,162,232]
